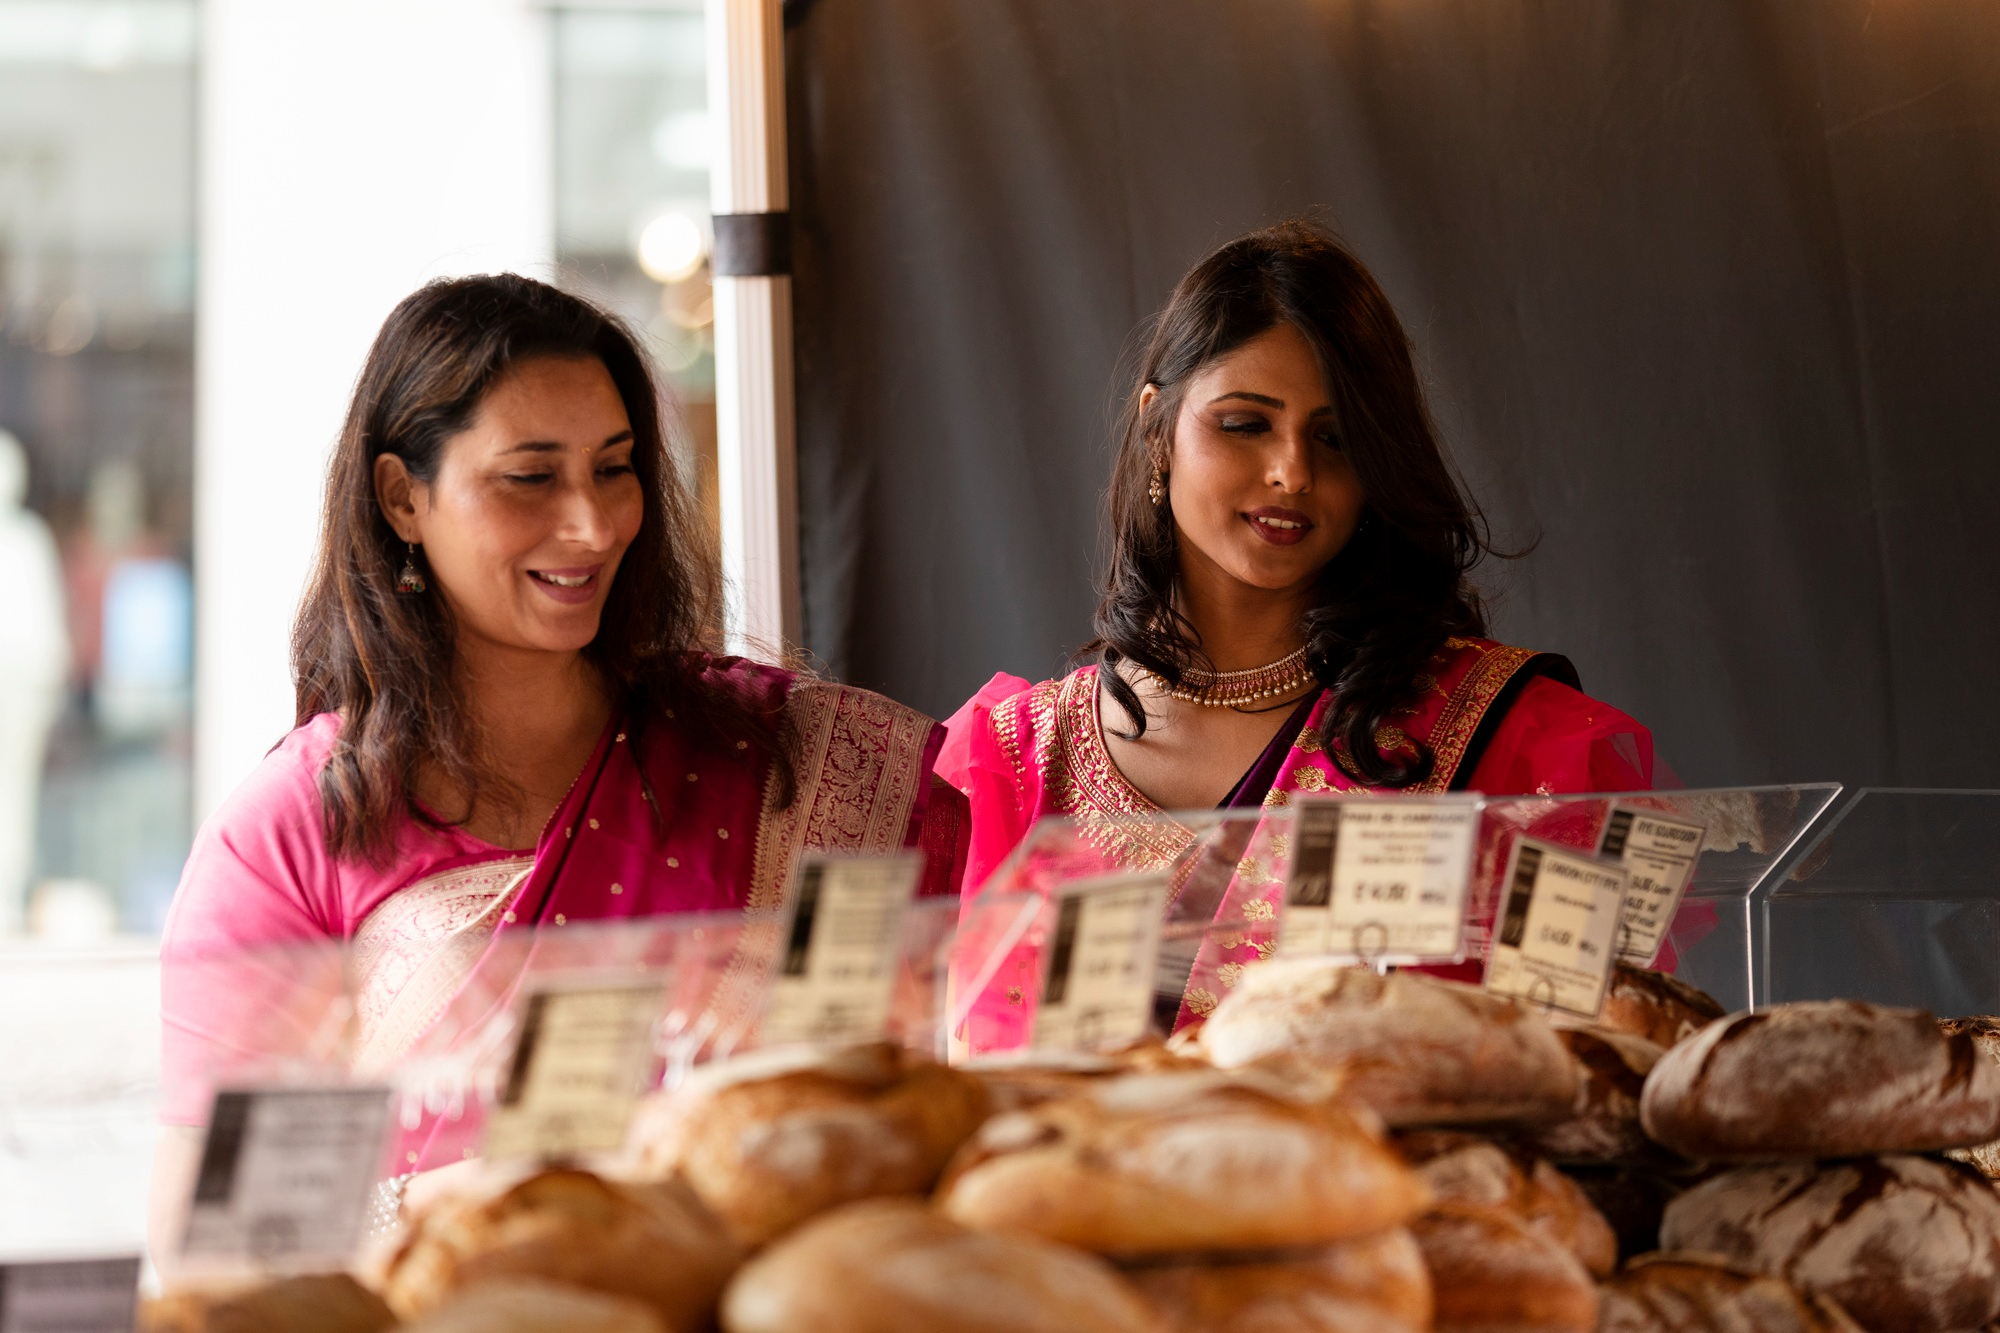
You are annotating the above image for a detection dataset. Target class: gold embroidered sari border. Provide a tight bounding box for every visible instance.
[1413,644,1539,792]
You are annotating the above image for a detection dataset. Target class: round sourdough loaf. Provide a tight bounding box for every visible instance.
[1521,1027,1669,1165]
[1554,965,1725,1050]
[1640,1001,2000,1160]
[377,1169,740,1329]
[632,1042,988,1246]
[1196,962,1577,1126]
[1397,1131,1617,1278]
[1410,1203,1599,1333]
[398,1280,665,1333]
[719,1199,1163,1333]
[1659,1155,2000,1331]
[141,1276,396,1333]
[1596,1253,1865,1333]
[1126,1229,1432,1333]
[935,1070,1427,1256]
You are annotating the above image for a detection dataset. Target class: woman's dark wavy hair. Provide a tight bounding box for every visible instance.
[1090,220,1499,788]
[294,274,789,861]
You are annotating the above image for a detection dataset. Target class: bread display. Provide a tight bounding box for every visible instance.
[378,1168,740,1329]
[399,1280,666,1333]
[1126,1229,1432,1333]
[1597,1252,1865,1332]
[966,1039,1209,1113]
[1515,1026,1667,1165]
[1942,1015,2000,1177]
[1556,964,1725,1050]
[719,1198,1165,1333]
[1561,1164,1689,1261]
[1641,1000,2000,1160]
[1196,961,1577,1126]
[140,1276,396,1333]
[1409,1202,1599,1333]
[1659,1155,2000,1330]
[633,1041,988,1246]
[1396,1130,1617,1277]
[936,1070,1428,1256]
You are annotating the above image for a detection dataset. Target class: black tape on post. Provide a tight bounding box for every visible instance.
[712,212,792,277]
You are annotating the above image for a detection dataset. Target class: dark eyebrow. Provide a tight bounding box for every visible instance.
[1207,393,1335,416]
[498,429,635,456]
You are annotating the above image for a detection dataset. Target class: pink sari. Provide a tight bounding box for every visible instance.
[161,656,966,1152]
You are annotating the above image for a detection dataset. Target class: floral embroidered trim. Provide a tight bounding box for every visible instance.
[1048,667,1194,867]
[1410,644,1539,792]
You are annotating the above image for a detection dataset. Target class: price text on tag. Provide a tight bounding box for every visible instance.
[1031,875,1168,1053]
[180,1086,391,1270]
[1483,838,1628,1019]
[1598,806,1707,967]
[484,982,665,1161]
[0,1257,140,1333]
[760,853,922,1046]
[1279,797,1481,962]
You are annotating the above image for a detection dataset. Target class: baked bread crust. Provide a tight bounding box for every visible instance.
[1410,1202,1599,1333]
[634,1043,988,1246]
[1641,1001,2000,1160]
[1942,1017,2000,1178]
[1126,1230,1432,1333]
[1659,1155,2000,1331]
[719,1199,1165,1333]
[1397,1131,1617,1278]
[399,1279,666,1333]
[1554,965,1724,1050]
[936,1070,1427,1256]
[1196,963,1577,1127]
[1522,1027,1669,1165]
[140,1276,396,1333]
[1597,1252,1865,1333]
[378,1169,740,1329]
[966,1039,1210,1113]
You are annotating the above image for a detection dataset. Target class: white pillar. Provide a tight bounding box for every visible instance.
[196,0,553,820]
[706,0,800,659]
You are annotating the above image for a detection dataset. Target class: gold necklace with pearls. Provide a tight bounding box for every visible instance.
[1143,646,1317,708]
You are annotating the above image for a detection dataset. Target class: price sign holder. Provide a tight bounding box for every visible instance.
[1483,837,1628,1020]
[483,981,666,1162]
[1030,874,1169,1053]
[180,1085,392,1272]
[1598,805,1707,967]
[1279,796,1482,967]
[758,852,922,1047]
[0,1257,140,1333]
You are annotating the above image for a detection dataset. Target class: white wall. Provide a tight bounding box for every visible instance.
[196,0,554,819]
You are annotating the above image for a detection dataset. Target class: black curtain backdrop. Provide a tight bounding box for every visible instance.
[784,1,2000,789]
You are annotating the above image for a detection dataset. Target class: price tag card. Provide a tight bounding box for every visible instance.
[1483,838,1628,1019]
[180,1086,391,1269]
[0,1257,140,1333]
[760,853,922,1046]
[1279,797,1481,962]
[484,982,666,1161]
[1598,805,1707,966]
[1030,874,1168,1053]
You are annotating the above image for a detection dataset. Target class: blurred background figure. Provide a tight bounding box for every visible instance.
[0,429,68,933]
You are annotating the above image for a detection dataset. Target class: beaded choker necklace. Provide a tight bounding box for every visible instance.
[1145,646,1317,708]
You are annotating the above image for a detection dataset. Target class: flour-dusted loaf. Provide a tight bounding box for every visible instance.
[1556,964,1725,1050]
[140,1276,396,1333]
[632,1041,988,1246]
[1641,1001,2000,1160]
[1521,1026,1669,1165]
[399,1280,665,1333]
[1410,1203,1599,1333]
[966,1039,1210,1113]
[1127,1229,1432,1333]
[936,1070,1427,1257]
[1660,1155,2000,1331]
[1397,1131,1616,1278]
[719,1199,1164,1333]
[1196,962,1577,1126]
[1597,1253,1865,1333]
[377,1169,740,1329]
[1943,1016,2000,1178]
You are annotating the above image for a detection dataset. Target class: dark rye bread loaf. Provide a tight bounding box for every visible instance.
[1520,1027,1670,1165]
[1410,1203,1599,1333]
[1597,1252,1865,1333]
[1554,965,1725,1050]
[1641,1000,2000,1160]
[1397,1130,1617,1278]
[1660,1155,2000,1331]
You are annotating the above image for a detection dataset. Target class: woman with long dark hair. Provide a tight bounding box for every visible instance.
[940,221,1661,1015]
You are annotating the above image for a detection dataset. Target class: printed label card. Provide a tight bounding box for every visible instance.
[483,981,666,1161]
[1597,806,1707,967]
[0,1257,140,1333]
[759,853,922,1047]
[1279,797,1481,964]
[1484,838,1628,1020]
[1030,874,1169,1053]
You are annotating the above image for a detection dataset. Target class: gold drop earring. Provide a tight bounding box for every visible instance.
[397,542,427,594]
[1148,467,1167,507]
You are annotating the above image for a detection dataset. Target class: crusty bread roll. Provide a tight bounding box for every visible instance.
[1597,1252,1865,1333]
[1641,1001,2000,1160]
[967,1039,1210,1113]
[1660,1155,2000,1331]
[399,1279,665,1333]
[719,1198,1164,1333]
[1126,1229,1432,1333]
[1520,1026,1669,1164]
[1397,1131,1616,1277]
[936,1070,1427,1256]
[140,1276,395,1333]
[633,1042,988,1246]
[1553,965,1724,1050]
[1196,962,1577,1126]
[378,1168,740,1329]
[1409,1203,1598,1333]
[1942,1016,2000,1178]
